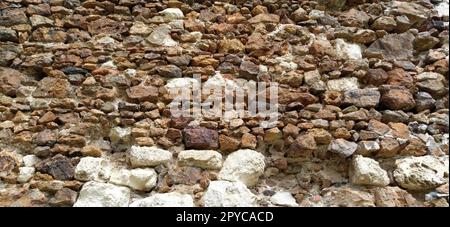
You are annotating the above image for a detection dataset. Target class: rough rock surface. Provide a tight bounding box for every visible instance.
[218,149,265,187]
[73,182,130,207]
[203,181,258,207]
[130,192,193,207]
[0,0,448,207]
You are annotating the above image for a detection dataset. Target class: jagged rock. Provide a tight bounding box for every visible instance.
[372,186,419,207]
[393,156,448,191]
[203,181,258,207]
[74,157,111,182]
[218,149,265,187]
[36,154,74,181]
[329,139,358,158]
[350,155,390,187]
[74,181,130,207]
[147,25,178,47]
[49,188,78,207]
[109,168,157,191]
[381,87,416,111]
[365,32,415,60]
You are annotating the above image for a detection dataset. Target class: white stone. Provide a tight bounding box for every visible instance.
[218,149,265,187]
[327,77,359,92]
[335,38,363,60]
[17,167,35,183]
[101,60,116,69]
[129,21,152,36]
[147,25,178,47]
[130,192,194,207]
[271,191,298,207]
[22,155,41,167]
[160,8,184,20]
[178,150,222,170]
[129,146,172,168]
[0,120,14,129]
[165,78,200,90]
[109,127,131,143]
[393,155,448,190]
[74,157,112,182]
[436,1,449,18]
[203,181,258,207]
[73,181,130,207]
[109,168,157,191]
[350,155,390,186]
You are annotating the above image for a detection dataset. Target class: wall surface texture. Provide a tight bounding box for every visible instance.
[0,0,449,207]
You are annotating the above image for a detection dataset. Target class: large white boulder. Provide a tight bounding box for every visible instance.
[74,157,111,182]
[218,149,265,187]
[203,181,258,207]
[393,155,448,190]
[350,155,390,186]
[109,168,157,191]
[130,192,194,207]
[129,146,172,168]
[73,181,130,207]
[178,150,222,170]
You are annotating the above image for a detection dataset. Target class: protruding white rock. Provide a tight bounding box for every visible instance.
[327,77,359,92]
[129,21,152,36]
[218,149,265,187]
[129,146,172,168]
[165,78,200,90]
[436,1,449,18]
[393,155,448,190]
[22,155,41,167]
[335,38,363,60]
[160,8,184,20]
[74,157,112,182]
[73,181,130,207]
[203,181,258,207]
[350,155,390,186]
[130,192,194,207]
[17,167,35,183]
[147,25,178,47]
[178,150,222,170]
[109,168,157,191]
[109,127,131,144]
[271,191,298,207]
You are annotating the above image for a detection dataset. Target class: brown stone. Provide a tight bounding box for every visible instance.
[377,137,401,158]
[381,88,416,111]
[126,85,159,102]
[36,154,74,181]
[49,188,77,207]
[287,134,317,157]
[183,127,219,150]
[241,133,257,149]
[372,186,419,207]
[219,135,240,153]
[38,111,57,124]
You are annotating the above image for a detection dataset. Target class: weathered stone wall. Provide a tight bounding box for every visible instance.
[0,0,449,207]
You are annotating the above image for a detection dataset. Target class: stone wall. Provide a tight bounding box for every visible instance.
[0,0,449,207]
